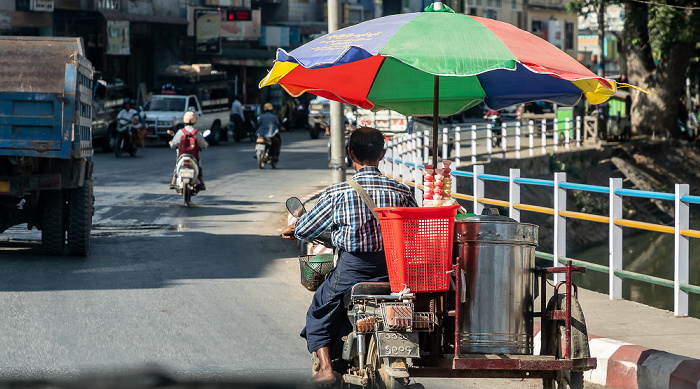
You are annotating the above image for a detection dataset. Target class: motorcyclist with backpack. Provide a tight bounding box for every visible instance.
[169,111,208,190]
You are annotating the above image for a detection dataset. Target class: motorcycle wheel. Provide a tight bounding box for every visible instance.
[256,150,265,169]
[366,335,407,389]
[114,134,124,158]
[183,185,192,205]
[541,294,589,389]
[309,124,321,139]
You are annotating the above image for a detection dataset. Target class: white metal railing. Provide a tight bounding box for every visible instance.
[380,131,700,317]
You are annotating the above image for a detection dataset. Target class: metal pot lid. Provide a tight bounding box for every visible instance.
[456,207,518,224]
[454,208,538,245]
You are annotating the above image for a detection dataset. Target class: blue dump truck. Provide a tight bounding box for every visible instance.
[0,37,94,256]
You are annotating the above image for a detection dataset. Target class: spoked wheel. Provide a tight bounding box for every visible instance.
[41,190,65,255]
[542,294,590,389]
[183,185,192,205]
[367,335,407,389]
[114,134,124,157]
[67,180,93,257]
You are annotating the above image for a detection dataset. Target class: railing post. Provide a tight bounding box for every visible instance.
[486,123,493,162]
[541,119,547,155]
[609,178,623,300]
[501,122,507,158]
[515,122,521,159]
[455,126,461,167]
[403,137,410,180]
[416,132,423,168]
[392,141,399,176]
[576,116,581,148]
[509,168,520,221]
[473,164,485,215]
[471,124,477,164]
[442,127,449,161]
[385,143,393,176]
[528,120,534,157]
[565,117,570,150]
[423,131,430,165]
[553,118,559,152]
[414,152,424,206]
[553,172,566,284]
[674,184,689,316]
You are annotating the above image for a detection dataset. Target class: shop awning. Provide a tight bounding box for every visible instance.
[99,9,188,25]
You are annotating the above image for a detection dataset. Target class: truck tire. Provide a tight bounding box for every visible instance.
[67,180,93,257]
[41,190,65,256]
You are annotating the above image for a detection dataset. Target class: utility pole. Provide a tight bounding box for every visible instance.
[597,0,606,78]
[328,0,346,184]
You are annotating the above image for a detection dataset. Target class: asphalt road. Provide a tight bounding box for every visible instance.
[0,130,608,388]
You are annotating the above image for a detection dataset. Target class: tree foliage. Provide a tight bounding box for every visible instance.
[623,0,700,135]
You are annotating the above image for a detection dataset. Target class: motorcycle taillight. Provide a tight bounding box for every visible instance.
[183,159,191,168]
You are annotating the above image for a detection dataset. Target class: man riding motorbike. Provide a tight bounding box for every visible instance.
[281,126,418,385]
[169,111,208,190]
[256,102,282,164]
[117,98,145,147]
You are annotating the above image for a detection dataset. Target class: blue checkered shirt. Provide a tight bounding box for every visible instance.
[294,167,418,252]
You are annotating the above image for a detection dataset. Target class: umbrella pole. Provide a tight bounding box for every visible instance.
[432,75,439,168]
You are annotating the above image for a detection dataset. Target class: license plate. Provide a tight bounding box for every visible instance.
[255,144,266,151]
[180,169,195,178]
[377,332,420,358]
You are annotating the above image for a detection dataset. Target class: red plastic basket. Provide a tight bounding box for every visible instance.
[375,205,459,293]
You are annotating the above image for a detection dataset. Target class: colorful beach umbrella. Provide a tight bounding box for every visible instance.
[259,2,623,164]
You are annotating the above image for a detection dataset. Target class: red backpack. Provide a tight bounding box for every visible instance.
[178,129,199,159]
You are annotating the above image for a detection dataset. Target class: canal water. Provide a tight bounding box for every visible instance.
[568,219,700,318]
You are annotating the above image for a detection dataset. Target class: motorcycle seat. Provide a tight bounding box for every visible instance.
[343,282,392,308]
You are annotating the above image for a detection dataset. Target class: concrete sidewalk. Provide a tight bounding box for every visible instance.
[289,188,700,389]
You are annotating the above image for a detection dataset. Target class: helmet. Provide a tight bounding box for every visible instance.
[123,98,132,105]
[183,111,197,125]
[263,102,274,112]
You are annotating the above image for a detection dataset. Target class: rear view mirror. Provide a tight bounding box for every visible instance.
[286,197,306,218]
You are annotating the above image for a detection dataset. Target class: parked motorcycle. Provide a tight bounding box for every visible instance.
[255,135,276,169]
[171,129,210,206]
[114,118,138,157]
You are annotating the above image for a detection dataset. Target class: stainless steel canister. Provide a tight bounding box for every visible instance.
[454,208,538,354]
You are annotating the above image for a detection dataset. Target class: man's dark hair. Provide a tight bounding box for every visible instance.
[348,126,385,162]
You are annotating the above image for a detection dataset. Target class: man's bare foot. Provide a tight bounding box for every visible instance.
[310,368,336,385]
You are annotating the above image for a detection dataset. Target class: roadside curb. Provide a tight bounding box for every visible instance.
[533,324,700,389]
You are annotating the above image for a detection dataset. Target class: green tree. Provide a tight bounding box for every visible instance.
[622,0,700,136]
[566,0,608,77]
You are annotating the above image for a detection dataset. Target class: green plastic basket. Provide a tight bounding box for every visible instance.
[299,254,334,291]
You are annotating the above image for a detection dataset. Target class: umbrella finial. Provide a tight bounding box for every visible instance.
[424,2,455,12]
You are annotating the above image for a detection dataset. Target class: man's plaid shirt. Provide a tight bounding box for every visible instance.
[294,167,418,252]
